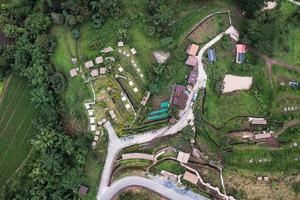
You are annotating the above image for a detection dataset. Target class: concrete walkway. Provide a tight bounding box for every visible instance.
[96,26,237,200]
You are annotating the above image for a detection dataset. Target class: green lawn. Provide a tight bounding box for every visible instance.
[0,81,3,96]
[274,1,300,66]
[51,25,92,132]
[0,75,38,186]
[150,160,185,175]
[224,145,300,172]
[82,135,108,200]
[203,37,270,127]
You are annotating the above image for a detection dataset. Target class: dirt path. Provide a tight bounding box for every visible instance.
[274,119,300,137]
[249,47,300,87]
[250,47,300,74]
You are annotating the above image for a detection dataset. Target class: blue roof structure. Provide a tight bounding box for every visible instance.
[237,53,245,63]
[208,49,216,63]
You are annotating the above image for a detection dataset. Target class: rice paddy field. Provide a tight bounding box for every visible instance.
[0,75,38,186]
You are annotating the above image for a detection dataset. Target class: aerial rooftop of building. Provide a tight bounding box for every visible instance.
[177,151,190,164]
[172,85,188,109]
[186,56,198,67]
[85,60,94,68]
[187,44,199,56]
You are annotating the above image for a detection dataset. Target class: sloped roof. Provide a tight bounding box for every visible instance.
[236,44,246,53]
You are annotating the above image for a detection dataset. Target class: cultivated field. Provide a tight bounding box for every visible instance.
[188,13,230,44]
[0,75,38,186]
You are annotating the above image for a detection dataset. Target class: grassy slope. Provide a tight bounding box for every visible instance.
[151,160,185,175]
[275,1,300,66]
[204,38,267,127]
[0,81,3,95]
[0,75,38,186]
[51,26,92,131]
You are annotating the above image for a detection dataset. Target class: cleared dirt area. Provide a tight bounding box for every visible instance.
[188,14,230,44]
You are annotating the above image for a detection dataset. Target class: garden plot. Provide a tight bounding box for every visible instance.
[188,13,230,44]
[93,77,135,128]
[117,46,146,85]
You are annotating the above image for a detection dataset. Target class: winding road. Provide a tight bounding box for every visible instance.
[96,26,237,200]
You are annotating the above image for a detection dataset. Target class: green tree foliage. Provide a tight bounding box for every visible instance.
[241,10,283,55]
[292,181,300,194]
[0,45,13,80]
[71,28,81,40]
[2,24,25,38]
[25,13,51,36]
[146,0,177,36]
[49,72,66,94]
[182,125,195,141]
[0,0,92,199]
[236,0,267,17]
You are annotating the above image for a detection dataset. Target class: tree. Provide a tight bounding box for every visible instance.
[2,24,25,38]
[182,125,195,141]
[25,13,51,36]
[148,83,160,94]
[117,28,131,43]
[49,72,66,94]
[65,14,77,28]
[71,28,81,40]
[241,10,283,55]
[236,0,267,17]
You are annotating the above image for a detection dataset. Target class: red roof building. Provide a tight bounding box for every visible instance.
[172,85,188,109]
[186,44,199,56]
[236,44,247,64]
[185,56,198,67]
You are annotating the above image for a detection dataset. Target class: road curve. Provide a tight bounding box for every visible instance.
[100,176,209,200]
[96,26,236,200]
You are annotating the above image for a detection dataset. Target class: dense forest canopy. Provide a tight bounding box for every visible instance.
[0,0,121,199]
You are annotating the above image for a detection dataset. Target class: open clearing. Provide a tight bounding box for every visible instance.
[0,75,38,186]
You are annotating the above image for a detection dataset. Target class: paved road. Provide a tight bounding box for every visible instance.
[100,176,209,200]
[96,26,234,200]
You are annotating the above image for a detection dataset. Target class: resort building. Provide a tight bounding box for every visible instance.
[176,151,190,164]
[85,60,94,69]
[102,47,113,53]
[186,56,198,67]
[249,117,267,126]
[95,56,104,64]
[91,69,99,77]
[171,85,188,109]
[186,44,199,56]
[161,170,178,182]
[188,70,198,87]
[183,171,198,184]
[69,68,78,77]
[122,153,154,161]
[207,48,216,63]
[236,44,247,64]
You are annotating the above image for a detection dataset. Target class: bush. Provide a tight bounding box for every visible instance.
[292,182,300,194]
[71,28,80,40]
